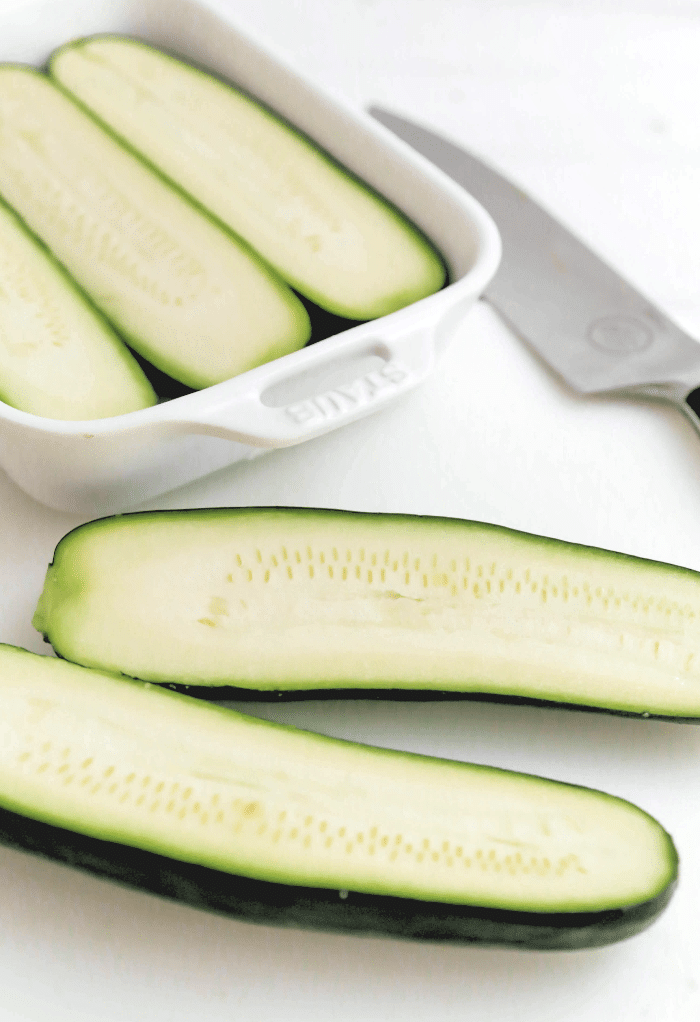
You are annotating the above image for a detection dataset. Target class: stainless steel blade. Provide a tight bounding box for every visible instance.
[370,107,700,403]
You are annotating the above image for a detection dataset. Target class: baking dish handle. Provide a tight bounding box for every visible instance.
[176,327,435,446]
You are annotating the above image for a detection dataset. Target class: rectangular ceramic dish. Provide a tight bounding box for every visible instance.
[0,0,501,514]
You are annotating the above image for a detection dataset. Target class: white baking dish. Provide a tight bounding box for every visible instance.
[0,0,501,515]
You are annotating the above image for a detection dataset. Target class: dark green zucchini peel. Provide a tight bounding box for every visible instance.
[0,645,679,949]
[33,507,700,720]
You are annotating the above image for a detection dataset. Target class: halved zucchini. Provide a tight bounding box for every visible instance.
[50,36,447,320]
[0,195,155,418]
[32,507,700,720]
[0,644,677,947]
[0,67,310,389]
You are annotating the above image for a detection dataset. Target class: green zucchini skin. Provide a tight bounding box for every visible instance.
[0,805,676,950]
[50,36,447,320]
[0,194,156,419]
[0,645,678,949]
[0,67,310,390]
[33,507,700,721]
[151,682,700,724]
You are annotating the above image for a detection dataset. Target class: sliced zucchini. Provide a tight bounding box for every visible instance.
[50,36,447,320]
[0,644,677,947]
[32,507,700,720]
[0,68,310,389]
[0,195,156,418]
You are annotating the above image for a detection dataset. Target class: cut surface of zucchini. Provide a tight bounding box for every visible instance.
[51,36,447,319]
[0,68,310,389]
[0,645,677,947]
[0,196,155,418]
[32,507,700,719]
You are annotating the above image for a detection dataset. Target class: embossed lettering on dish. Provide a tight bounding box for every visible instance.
[285,361,408,424]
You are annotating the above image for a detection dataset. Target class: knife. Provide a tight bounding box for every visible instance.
[369,107,700,431]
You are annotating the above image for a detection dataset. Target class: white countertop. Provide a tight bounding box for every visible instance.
[2,0,700,1018]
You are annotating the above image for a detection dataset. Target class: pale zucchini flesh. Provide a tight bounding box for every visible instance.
[0,645,677,946]
[0,68,310,389]
[32,508,700,720]
[0,196,156,418]
[50,36,447,320]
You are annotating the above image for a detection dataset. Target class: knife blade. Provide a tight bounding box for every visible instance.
[369,107,700,428]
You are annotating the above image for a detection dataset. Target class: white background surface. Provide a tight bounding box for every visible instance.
[2,0,700,1018]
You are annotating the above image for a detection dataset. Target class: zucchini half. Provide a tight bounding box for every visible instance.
[50,36,447,320]
[33,507,700,720]
[0,645,677,948]
[0,68,310,389]
[0,195,155,418]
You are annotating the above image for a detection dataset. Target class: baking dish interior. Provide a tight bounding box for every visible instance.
[2,0,486,293]
[0,0,500,516]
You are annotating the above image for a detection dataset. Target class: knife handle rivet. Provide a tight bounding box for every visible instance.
[586,316,654,356]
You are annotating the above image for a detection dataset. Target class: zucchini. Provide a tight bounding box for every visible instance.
[0,68,310,389]
[0,195,155,418]
[32,507,700,720]
[0,644,677,948]
[50,36,447,320]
